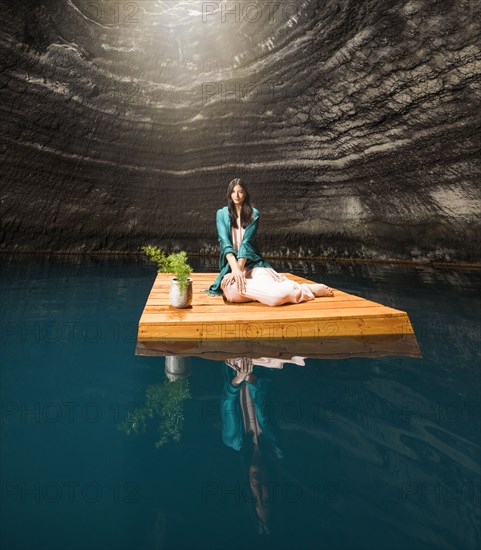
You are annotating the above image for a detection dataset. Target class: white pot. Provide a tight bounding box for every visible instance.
[169,277,193,308]
[165,356,192,381]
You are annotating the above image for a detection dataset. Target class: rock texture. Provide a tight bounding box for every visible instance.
[0,0,480,261]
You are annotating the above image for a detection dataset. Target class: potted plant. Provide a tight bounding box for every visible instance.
[142,245,193,308]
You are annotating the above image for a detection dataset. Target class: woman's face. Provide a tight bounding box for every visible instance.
[231,184,246,206]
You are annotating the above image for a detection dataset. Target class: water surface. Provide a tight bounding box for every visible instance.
[1,254,480,550]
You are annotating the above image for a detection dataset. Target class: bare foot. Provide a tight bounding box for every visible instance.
[308,283,334,297]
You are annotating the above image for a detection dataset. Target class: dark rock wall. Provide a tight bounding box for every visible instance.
[1,0,480,261]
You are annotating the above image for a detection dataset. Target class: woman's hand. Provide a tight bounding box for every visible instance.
[221,272,235,290]
[221,269,247,293]
[227,357,256,386]
[224,253,247,293]
[231,266,247,293]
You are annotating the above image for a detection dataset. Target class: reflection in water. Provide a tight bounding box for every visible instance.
[1,255,479,550]
[119,357,192,447]
[136,332,421,361]
[221,356,303,536]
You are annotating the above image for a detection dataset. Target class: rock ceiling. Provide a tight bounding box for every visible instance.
[1,0,480,261]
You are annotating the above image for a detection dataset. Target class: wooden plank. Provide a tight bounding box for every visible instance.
[142,299,395,312]
[138,316,414,340]
[136,273,420,359]
[147,292,363,302]
[139,306,404,324]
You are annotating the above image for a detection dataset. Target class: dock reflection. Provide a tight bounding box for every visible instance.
[135,332,422,361]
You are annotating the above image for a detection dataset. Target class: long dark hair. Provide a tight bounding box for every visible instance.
[226,178,254,229]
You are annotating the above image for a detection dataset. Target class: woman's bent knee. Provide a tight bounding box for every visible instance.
[223,288,252,303]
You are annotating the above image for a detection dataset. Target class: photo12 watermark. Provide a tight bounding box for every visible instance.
[0,320,138,344]
[201,1,322,24]
[400,400,480,425]
[400,481,480,507]
[197,320,339,341]
[0,481,140,504]
[74,1,141,26]
[201,398,339,425]
[201,81,287,105]
[201,479,340,505]
[47,1,144,36]
[103,80,142,105]
[0,400,143,425]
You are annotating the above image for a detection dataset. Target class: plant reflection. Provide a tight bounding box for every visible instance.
[119,357,192,447]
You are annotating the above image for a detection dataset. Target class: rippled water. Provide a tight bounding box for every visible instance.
[1,254,480,550]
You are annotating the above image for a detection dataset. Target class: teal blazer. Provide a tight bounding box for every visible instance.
[220,363,283,458]
[203,206,273,296]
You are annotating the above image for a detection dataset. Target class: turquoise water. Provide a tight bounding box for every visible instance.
[1,254,480,550]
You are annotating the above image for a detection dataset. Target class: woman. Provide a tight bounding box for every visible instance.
[203,178,334,306]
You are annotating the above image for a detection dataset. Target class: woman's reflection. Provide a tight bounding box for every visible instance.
[220,356,304,535]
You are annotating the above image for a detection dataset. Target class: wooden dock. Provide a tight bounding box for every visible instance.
[135,273,421,360]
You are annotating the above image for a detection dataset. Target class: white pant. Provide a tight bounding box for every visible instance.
[222,267,316,307]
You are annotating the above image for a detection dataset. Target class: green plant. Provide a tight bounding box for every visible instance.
[142,245,193,293]
[119,378,191,448]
